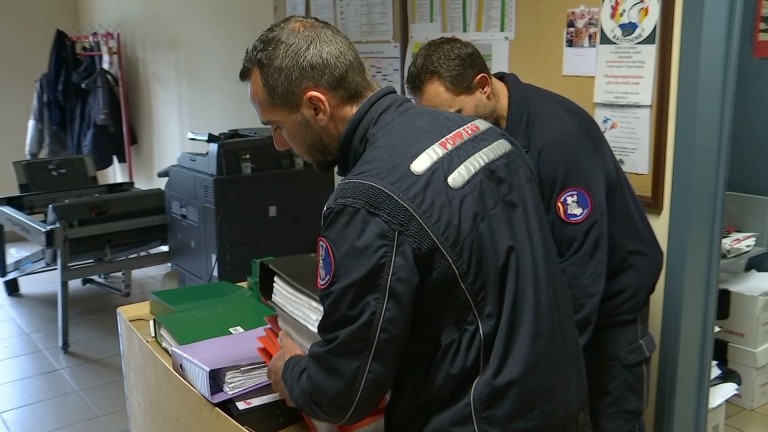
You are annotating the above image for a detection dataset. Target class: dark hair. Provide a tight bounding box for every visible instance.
[406,37,491,97]
[239,16,378,111]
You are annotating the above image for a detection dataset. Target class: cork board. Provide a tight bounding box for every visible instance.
[510,0,675,211]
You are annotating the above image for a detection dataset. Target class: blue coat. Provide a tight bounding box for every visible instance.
[281,87,590,431]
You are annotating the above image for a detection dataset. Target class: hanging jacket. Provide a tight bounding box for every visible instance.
[26,72,67,159]
[70,48,135,171]
[45,29,79,133]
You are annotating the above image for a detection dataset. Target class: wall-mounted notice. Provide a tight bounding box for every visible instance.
[471,39,511,73]
[356,43,403,94]
[286,0,307,16]
[472,0,516,39]
[337,0,394,42]
[593,0,660,105]
[440,0,467,33]
[309,0,335,25]
[410,0,434,24]
[563,5,599,76]
[594,104,652,174]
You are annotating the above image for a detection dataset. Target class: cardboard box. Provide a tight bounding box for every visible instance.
[715,290,768,349]
[705,402,725,432]
[726,360,768,409]
[728,342,768,368]
[725,342,768,409]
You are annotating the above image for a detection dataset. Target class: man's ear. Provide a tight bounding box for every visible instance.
[302,91,331,126]
[473,74,493,99]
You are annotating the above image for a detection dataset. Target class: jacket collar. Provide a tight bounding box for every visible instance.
[493,72,531,153]
[336,87,399,177]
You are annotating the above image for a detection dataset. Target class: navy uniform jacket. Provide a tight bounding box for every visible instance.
[281,87,590,431]
[496,72,663,336]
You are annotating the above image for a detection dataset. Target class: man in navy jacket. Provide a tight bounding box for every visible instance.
[240,16,590,432]
[407,37,663,432]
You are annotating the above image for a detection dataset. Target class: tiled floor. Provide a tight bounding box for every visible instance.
[0,260,172,432]
[726,402,768,431]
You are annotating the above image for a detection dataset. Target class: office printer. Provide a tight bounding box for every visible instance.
[178,128,297,176]
[165,128,334,286]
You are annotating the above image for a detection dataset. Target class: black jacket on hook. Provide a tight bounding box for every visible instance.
[69,45,135,171]
[45,29,79,133]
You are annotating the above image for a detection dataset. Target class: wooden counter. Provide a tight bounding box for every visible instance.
[117,302,307,432]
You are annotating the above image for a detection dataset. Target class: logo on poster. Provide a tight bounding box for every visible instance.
[601,0,659,44]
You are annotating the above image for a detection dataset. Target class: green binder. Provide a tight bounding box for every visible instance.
[154,297,274,349]
[149,281,252,317]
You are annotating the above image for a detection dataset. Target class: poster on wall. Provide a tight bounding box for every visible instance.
[355,43,403,93]
[309,0,336,25]
[336,0,394,42]
[286,0,307,16]
[563,5,599,76]
[408,0,516,40]
[754,0,768,58]
[594,104,652,174]
[593,0,660,106]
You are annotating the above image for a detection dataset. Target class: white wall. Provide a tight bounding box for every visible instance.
[0,0,79,195]
[76,0,274,189]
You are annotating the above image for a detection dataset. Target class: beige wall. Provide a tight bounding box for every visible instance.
[0,0,79,195]
[75,0,274,189]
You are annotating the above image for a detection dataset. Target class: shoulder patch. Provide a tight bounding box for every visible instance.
[556,188,592,224]
[317,237,335,289]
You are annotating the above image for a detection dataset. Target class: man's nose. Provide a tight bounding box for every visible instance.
[272,132,291,151]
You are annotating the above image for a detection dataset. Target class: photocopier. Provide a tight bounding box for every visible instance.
[164,128,334,286]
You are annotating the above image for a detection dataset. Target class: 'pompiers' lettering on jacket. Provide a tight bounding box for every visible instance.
[410,119,492,175]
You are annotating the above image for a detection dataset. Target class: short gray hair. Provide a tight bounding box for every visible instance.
[239,16,378,111]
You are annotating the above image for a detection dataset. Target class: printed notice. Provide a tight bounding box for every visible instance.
[337,0,394,42]
[472,0,516,39]
[440,0,467,33]
[594,104,651,174]
[593,0,660,105]
[563,5,599,76]
[286,0,307,16]
[471,39,511,73]
[309,0,335,25]
[409,0,435,24]
[356,43,402,94]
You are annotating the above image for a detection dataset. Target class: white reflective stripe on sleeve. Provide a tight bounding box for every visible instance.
[344,179,486,428]
[447,139,512,189]
[339,231,398,424]
[410,119,493,175]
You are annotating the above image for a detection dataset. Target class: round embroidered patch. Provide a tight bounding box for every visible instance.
[317,237,334,289]
[556,188,592,224]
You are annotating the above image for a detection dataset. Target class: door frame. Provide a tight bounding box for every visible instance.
[655,0,746,430]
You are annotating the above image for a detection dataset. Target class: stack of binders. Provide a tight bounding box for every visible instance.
[258,254,386,432]
[258,254,322,355]
[149,282,276,403]
[153,295,274,352]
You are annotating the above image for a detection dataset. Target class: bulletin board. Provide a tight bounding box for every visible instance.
[510,0,675,211]
[278,0,675,210]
